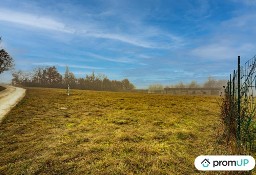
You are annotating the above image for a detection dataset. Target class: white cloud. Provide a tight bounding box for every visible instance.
[32,62,104,70]
[231,0,256,5]
[190,9,256,61]
[191,44,236,59]
[88,32,155,49]
[0,8,74,33]
[220,13,256,29]
[0,8,184,49]
[84,52,134,63]
[191,43,255,60]
[87,32,183,49]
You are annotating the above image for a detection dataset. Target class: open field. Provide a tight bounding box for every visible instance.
[0,88,226,174]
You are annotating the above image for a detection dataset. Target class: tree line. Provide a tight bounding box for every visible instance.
[168,78,227,88]
[12,66,135,91]
[148,77,227,92]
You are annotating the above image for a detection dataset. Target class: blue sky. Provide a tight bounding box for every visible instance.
[0,0,256,88]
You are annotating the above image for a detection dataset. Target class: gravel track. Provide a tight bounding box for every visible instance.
[0,86,26,122]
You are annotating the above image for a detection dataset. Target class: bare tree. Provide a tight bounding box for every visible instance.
[11,70,30,86]
[188,80,200,88]
[122,78,135,90]
[148,84,164,93]
[64,66,70,86]
[175,81,185,88]
[203,77,217,88]
[12,71,23,85]
[203,77,226,88]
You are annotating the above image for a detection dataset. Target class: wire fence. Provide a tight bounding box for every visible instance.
[222,55,256,153]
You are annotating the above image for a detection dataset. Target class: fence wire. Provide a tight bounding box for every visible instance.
[223,55,256,152]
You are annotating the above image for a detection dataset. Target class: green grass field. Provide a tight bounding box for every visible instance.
[0,88,227,174]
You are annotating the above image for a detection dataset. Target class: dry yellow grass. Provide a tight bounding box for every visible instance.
[0,87,229,174]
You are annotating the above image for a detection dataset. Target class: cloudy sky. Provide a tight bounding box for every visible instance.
[0,0,255,88]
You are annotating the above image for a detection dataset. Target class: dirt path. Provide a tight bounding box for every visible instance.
[0,86,26,122]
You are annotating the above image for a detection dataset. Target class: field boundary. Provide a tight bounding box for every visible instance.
[222,55,256,152]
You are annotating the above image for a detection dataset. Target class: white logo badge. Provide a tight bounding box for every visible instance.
[195,155,255,171]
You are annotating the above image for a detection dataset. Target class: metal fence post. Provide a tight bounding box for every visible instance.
[237,56,241,142]
[229,74,232,99]
[233,70,235,99]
